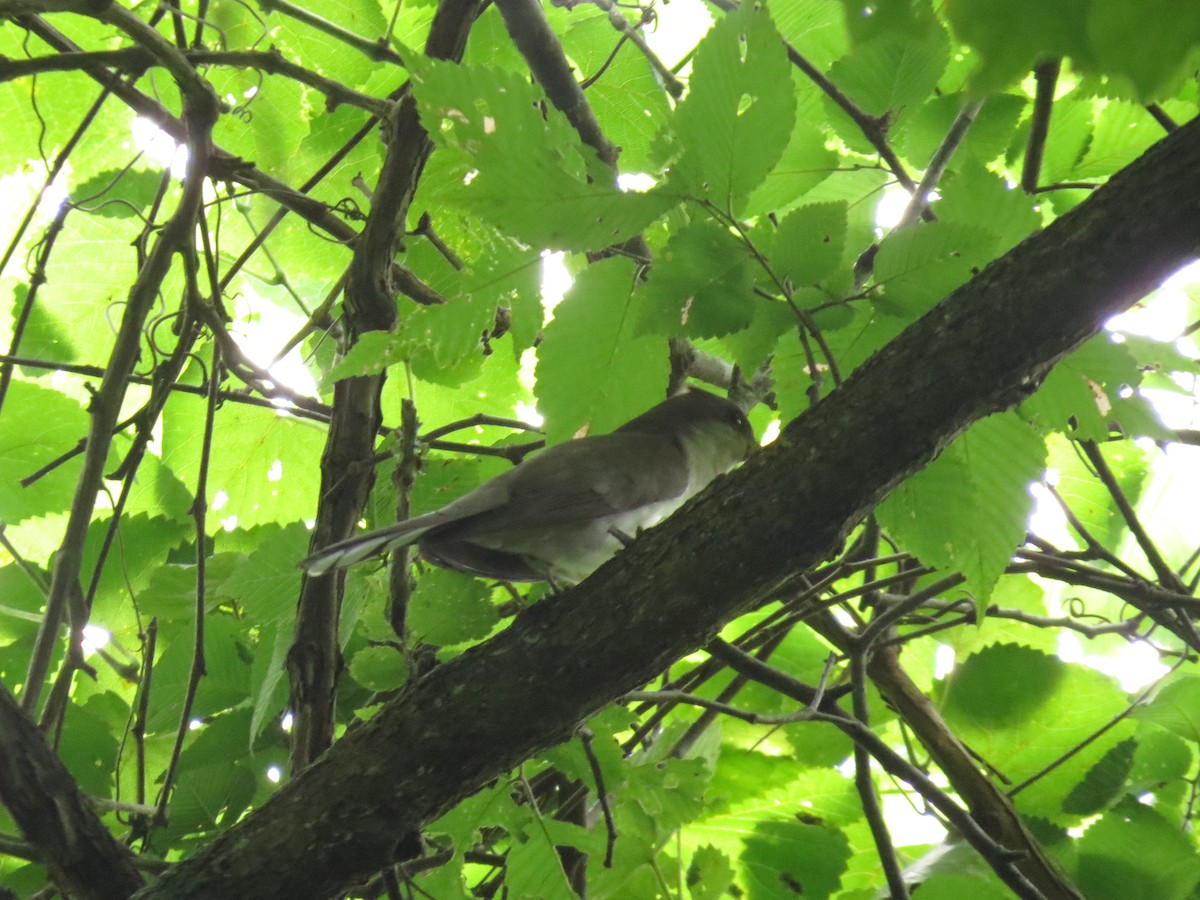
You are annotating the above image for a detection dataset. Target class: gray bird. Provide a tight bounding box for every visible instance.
[300,387,755,584]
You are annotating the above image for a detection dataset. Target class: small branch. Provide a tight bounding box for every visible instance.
[895,99,985,230]
[19,73,218,714]
[0,48,394,115]
[1144,103,1178,133]
[495,0,619,169]
[388,399,420,642]
[849,653,908,900]
[578,727,617,867]
[0,352,335,425]
[705,0,920,196]
[420,413,543,442]
[1022,59,1061,194]
[1079,440,1188,592]
[590,0,683,99]
[257,0,404,64]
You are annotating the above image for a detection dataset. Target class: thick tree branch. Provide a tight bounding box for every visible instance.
[135,108,1200,899]
[288,0,482,772]
[0,683,144,898]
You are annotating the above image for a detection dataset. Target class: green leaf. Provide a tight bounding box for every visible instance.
[0,380,89,524]
[940,644,1134,822]
[406,567,498,646]
[161,398,325,530]
[1085,0,1200,100]
[878,412,1046,605]
[505,825,574,900]
[687,845,734,900]
[872,221,999,316]
[1062,738,1136,815]
[266,0,387,88]
[769,201,848,287]
[411,59,674,251]
[1073,800,1200,900]
[1132,676,1200,743]
[144,614,252,734]
[935,162,1041,253]
[561,12,673,173]
[12,212,141,366]
[348,645,409,692]
[637,220,755,338]
[71,168,166,219]
[220,523,310,626]
[826,25,950,119]
[944,0,1090,93]
[1073,101,1160,179]
[1024,333,1168,440]
[743,117,838,217]
[740,818,851,899]
[536,256,667,444]
[670,5,797,212]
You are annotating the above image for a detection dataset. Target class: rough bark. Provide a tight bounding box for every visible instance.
[287,0,482,771]
[0,684,144,898]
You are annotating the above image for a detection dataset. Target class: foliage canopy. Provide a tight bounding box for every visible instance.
[1,0,1200,898]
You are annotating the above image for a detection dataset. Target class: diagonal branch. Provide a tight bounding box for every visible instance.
[0,682,144,899]
[287,0,483,772]
[19,70,218,714]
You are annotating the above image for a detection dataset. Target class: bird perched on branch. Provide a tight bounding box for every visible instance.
[300,387,756,585]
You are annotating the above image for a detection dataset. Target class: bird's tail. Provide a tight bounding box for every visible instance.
[299,520,429,576]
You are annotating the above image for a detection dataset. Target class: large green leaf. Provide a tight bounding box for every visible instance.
[670,5,797,213]
[535,257,667,444]
[410,58,674,251]
[879,411,1046,606]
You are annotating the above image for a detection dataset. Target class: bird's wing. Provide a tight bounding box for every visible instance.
[442,432,688,536]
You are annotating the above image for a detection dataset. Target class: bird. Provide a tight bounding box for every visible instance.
[299,387,756,585]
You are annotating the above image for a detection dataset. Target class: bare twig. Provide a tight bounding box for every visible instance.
[1022,59,1061,193]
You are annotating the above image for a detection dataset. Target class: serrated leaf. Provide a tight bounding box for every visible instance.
[1062,738,1136,815]
[935,162,1041,253]
[940,644,1134,822]
[687,845,734,900]
[161,398,324,530]
[879,411,1046,606]
[348,645,408,692]
[740,818,851,899]
[743,117,837,218]
[324,330,409,383]
[535,256,666,444]
[1024,333,1168,439]
[71,168,166,219]
[1085,0,1200,101]
[219,522,309,626]
[411,59,673,251]
[770,201,848,286]
[827,26,950,118]
[1073,101,1159,179]
[945,0,1090,93]
[1074,800,1200,900]
[0,380,89,524]
[407,567,497,646]
[637,220,755,338]
[671,5,797,212]
[872,221,999,315]
[1132,676,1200,743]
